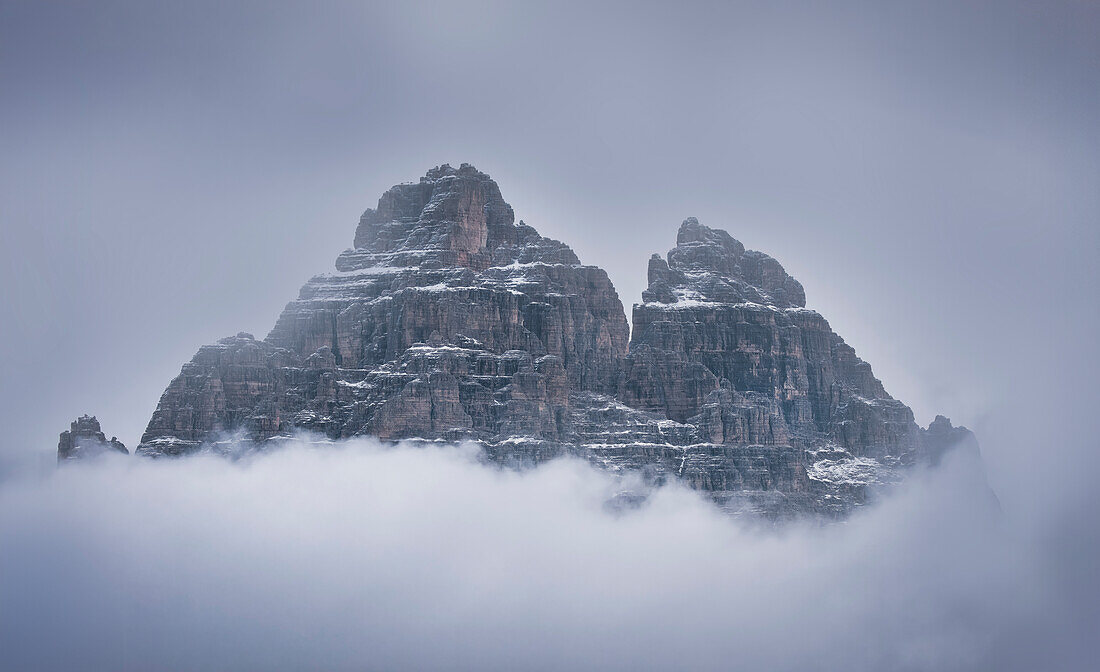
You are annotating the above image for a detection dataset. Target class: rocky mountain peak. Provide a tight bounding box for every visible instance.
[58,415,128,462]
[131,165,979,519]
[646,217,806,309]
[676,216,745,253]
[343,163,575,274]
[139,165,630,456]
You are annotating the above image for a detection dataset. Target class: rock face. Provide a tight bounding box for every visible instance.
[615,218,943,515]
[58,415,128,462]
[136,163,977,518]
[139,164,628,455]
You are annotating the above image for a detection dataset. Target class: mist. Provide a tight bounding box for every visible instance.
[0,437,1089,671]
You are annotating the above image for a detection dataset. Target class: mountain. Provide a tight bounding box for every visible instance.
[129,163,975,518]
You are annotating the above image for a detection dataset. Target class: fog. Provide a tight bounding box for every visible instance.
[1,437,1083,672]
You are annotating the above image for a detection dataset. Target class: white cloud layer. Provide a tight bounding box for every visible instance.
[1,439,1090,671]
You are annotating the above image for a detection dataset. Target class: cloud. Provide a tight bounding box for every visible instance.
[0,438,1085,671]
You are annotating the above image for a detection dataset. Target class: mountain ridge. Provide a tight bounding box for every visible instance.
[72,164,975,518]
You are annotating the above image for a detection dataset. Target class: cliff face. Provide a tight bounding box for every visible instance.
[625,218,927,451]
[138,164,629,455]
[613,217,943,515]
[135,164,975,518]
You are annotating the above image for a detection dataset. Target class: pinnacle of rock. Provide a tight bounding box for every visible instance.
[58,415,128,462]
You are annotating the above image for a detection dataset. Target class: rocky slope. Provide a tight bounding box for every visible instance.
[58,415,128,462]
[133,163,976,518]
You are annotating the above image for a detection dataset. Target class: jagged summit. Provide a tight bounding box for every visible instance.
[58,415,128,462]
[643,217,806,309]
[131,165,978,519]
[343,163,576,273]
[140,165,629,455]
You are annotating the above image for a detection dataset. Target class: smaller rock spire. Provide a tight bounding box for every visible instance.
[58,415,128,463]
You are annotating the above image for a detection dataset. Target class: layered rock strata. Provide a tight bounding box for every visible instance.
[139,164,628,455]
[616,218,952,515]
[134,164,976,518]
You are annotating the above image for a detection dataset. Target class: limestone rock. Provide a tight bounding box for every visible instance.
[138,164,628,455]
[617,217,958,515]
[134,166,979,519]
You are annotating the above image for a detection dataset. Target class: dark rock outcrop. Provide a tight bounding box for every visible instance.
[58,415,128,462]
[921,414,981,465]
[135,164,977,519]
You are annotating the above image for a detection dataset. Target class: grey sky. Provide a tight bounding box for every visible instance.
[2,1,1099,516]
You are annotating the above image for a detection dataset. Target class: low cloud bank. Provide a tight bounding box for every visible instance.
[0,439,1088,671]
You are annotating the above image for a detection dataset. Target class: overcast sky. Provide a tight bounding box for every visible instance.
[2,0,1099,520]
